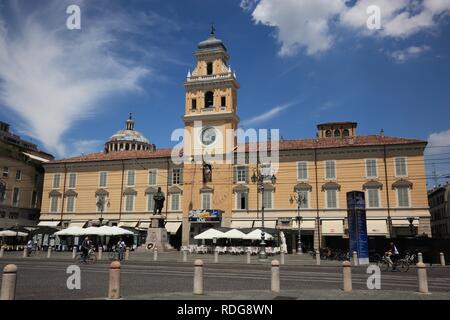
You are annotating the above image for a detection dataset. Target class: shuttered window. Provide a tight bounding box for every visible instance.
[395,157,407,177]
[99,172,108,188]
[367,188,380,208]
[366,159,378,178]
[397,187,410,207]
[127,170,135,187]
[326,189,337,208]
[297,161,308,180]
[325,160,336,180]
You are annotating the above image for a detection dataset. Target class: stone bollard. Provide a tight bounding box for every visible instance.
[154,248,158,261]
[23,247,27,258]
[342,261,352,292]
[280,252,285,265]
[0,246,4,258]
[108,261,121,299]
[418,252,423,263]
[183,250,187,262]
[72,247,77,259]
[98,246,103,260]
[316,250,321,265]
[214,249,219,263]
[47,247,52,259]
[271,260,280,293]
[417,262,429,294]
[125,247,130,261]
[1,264,18,300]
[352,251,358,266]
[193,260,204,295]
[292,249,296,254]
[246,251,251,264]
[440,252,446,266]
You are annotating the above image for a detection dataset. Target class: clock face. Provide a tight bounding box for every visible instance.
[201,127,217,146]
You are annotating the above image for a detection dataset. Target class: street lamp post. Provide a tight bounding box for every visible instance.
[251,169,276,261]
[407,217,415,237]
[290,191,306,255]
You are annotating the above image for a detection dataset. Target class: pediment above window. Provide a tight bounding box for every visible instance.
[200,186,214,193]
[169,186,183,194]
[321,181,341,191]
[64,190,78,197]
[123,188,137,196]
[392,179,413,189]
[49,190,62,197]
[362,180,383,190]
[233,185,249,193]
[294,182,312,192]
[95,189,109,197]
[144,187,158,194]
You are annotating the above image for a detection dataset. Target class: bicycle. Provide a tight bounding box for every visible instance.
[75,248,97,264]
[378,253,410,272]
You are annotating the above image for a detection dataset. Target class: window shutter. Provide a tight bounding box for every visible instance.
[179,168,183,185]
[168,169,172,186]
[245,166,249,184]
[233,167,237,184]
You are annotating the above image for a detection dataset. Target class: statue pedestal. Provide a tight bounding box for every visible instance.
[137,215,174,252]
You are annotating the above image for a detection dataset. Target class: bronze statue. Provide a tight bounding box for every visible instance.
[153,187,165,215]
[203,161,212,183]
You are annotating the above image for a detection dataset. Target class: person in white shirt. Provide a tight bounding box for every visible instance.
[117,238,126,261]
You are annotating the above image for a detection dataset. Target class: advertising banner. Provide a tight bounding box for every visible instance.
[188,209,222,222]
[347,191,369,265]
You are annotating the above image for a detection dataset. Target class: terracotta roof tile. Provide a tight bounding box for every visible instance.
[48,135,426,164]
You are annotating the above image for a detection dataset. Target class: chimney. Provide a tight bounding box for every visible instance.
[380,129,385,137]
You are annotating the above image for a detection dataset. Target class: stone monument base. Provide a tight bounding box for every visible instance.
[136,215,175,253]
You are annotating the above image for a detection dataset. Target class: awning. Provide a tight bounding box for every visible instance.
[366,220,388,235]
[392,219,419,227]
[38,221,60,227]
[292,220,316,230]
[138,222,150,229]
[230,220,254,229]
[253,220,277,228]
[165,222,182,234]
[322,220,344,235]
[69,222,86,228]
[118,221,138,228]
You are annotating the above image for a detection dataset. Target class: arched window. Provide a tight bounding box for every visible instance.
[205,91,214,108]
[325,130,332,138]
[207,62,213,75]
[334,130,341,137]
[343,129,350,137]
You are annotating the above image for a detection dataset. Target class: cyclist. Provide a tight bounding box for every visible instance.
[81,236,92,262]
[386,242,400,271]
[117,238,126,261]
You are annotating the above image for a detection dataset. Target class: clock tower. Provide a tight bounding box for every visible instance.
[181,28,240,244]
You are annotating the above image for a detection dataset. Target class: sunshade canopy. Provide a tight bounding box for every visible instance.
[221,229,246,239]
[0,230,28,237]
[194,228,225,240]
[243,229,274,240]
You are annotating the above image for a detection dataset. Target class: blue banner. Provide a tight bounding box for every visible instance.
[347,191,369,265]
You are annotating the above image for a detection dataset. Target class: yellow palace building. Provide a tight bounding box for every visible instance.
[38,31,431,251]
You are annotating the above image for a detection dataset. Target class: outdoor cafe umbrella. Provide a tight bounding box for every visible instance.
[0,230,28,237]
[54,226,85,236]
[221,229,246,239]
[243,229,274,240]
[194,228,225,240]
[97,226,134,236]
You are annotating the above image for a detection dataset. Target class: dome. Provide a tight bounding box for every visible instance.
[104,113,155,153]
[109,129,149,144]
[197,27,227,51]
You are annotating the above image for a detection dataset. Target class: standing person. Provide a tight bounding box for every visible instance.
[26,239,34,257]
[81,236,92,262]
[117,238,126,261]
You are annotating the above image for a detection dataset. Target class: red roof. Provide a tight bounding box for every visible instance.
[47,135,426,164]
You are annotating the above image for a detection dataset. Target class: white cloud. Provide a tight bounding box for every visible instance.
[242,102,294,126]
[0,1,157,157]
[387,45,431,63]
[426,129,450,155]
[244,0,450,56]
[250,0,345,56]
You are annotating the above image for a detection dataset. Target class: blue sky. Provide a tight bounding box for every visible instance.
[1,0,450,186]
